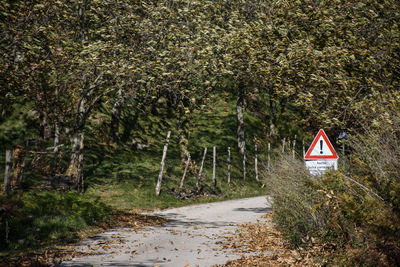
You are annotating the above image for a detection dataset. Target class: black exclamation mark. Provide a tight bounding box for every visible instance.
[320,140,323,154]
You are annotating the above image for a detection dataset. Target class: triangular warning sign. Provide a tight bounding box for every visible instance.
[304,129,338,160]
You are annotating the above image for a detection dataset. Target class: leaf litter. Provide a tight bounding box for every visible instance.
[215,212,333,266]
[0,210,168,267]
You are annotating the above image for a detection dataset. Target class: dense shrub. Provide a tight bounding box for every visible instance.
[265,115,400,265]
[264,154,324,246]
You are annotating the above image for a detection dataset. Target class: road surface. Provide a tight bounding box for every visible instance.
[61,196,272,267]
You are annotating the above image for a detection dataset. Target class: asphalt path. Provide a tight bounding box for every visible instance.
[61,196,272,267]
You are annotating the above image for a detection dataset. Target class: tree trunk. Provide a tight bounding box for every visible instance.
[196,147,207,190]
[269,90,277,138]
[66,95,87,190]
[156,131,171,196]
[79,0,90,42]
[54,86,61,153]
[236,89,246,180]
[77,135,84,192]
[39,110,52,141]
[16,155,26,187]
[66,131,85,190]
[110,88,123,144]
[12,146,26,189]
[4,150,12,195]
[54,120,61,153]
[236,92,246,156]
[177,105,190,164]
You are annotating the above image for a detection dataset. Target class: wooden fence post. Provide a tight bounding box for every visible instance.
[227,147,231,185]
[196,147,207,189]
[179,154,191,192]
[4,150,12,195]
[293,135,297,159]
[254,138,259,182]
[267,142,271,171]
[212,146,216,189]
[342,141,345,157]
[77,135,84,193]
[156,131,171,196]
[282,138,286,153]
[243,150,247,181]
[5,219,9,244]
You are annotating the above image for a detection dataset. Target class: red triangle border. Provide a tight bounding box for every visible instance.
[304,129,338,159]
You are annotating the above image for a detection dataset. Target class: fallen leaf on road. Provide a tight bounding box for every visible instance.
[215,212,332,266]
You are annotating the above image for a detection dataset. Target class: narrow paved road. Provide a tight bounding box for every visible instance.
[61,196,272,267]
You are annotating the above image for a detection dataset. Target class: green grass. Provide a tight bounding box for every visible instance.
[86,177,264,211]
[0,190,112,251]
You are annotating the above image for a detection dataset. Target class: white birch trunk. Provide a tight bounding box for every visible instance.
[236,91,246,180]
[67,94,87,189]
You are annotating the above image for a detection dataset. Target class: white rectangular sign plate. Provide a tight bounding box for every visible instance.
[305,159,338,176]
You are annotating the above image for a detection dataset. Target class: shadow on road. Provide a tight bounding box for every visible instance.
[233,207,272,213]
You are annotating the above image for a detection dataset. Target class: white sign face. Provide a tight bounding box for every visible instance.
[307,135,335,157]
[305,159,338,176]
[304,129,338,160]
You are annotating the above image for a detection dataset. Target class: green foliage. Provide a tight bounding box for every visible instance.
[0,103,38,148]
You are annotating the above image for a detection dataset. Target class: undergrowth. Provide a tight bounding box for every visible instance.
[0,190,111,251]
[265,114,400,265]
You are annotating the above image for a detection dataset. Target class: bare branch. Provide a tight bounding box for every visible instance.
[345,175,384,202]
[87,88,117,112]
